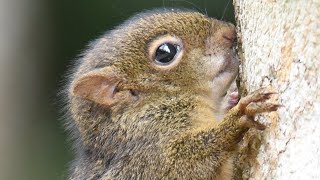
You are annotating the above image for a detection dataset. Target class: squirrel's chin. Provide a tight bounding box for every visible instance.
[213,79,239,121]
[224,84,239,111]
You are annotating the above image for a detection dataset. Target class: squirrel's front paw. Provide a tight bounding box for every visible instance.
[237,88,280,130]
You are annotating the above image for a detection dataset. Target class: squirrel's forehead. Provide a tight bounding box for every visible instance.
[121,11,213,33]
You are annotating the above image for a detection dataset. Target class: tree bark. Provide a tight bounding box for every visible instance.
[233,0,320,179]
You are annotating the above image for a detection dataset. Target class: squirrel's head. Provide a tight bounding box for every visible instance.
[70,9,238,108]
[68,9,238,144]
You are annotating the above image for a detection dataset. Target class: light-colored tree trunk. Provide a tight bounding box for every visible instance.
[233,0,320,179]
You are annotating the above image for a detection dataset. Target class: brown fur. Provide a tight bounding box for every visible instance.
[64,9,278,179]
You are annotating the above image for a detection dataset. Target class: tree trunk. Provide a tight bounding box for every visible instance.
[233,0,320,179]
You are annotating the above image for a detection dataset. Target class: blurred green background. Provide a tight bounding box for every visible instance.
[0,0,234,179]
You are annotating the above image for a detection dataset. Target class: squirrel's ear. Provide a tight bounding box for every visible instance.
[70,67,121,106]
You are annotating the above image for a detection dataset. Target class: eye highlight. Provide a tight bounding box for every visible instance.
[155,43,181,65]
[148,35,184,69]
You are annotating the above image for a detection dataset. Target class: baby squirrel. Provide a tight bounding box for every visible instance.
[65,9,279,179]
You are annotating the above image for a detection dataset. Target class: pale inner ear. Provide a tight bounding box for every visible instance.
[70,68,120,106]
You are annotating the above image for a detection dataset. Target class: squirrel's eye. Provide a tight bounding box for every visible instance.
[148,35,184,69]
[155,43,180,65]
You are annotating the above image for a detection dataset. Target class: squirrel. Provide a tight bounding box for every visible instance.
[64,9,279,179]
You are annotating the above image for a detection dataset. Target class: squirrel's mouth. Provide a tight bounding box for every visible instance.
[223,83,239,111]
[209,47,239,117]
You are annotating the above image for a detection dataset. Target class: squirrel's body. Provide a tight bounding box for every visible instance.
[65,9,278,179]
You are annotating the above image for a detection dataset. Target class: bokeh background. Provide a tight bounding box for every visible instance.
[0,0,234,179]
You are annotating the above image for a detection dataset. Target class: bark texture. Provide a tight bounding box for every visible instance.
[233,0,320,179]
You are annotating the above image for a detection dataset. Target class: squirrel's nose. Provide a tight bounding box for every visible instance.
[219,24,236,48]
[205,22,236,56]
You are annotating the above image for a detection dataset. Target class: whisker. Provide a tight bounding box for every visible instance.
[221,0,231,20]
[204,0,208,16]
[169,0,205,14]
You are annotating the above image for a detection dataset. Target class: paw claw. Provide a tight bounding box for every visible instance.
[269,104,281,111]
[237,87,279,116]
[233,87,279,131]
[245,103,280,116]
[263,92,277,99]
